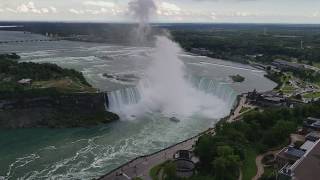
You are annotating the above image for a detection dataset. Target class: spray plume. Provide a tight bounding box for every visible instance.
[129,0,156,25]
[128,0,156,44]
[112,0,229,119]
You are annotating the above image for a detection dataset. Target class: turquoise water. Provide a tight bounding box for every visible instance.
[0,114,220,179]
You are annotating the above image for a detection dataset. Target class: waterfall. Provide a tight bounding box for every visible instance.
[106,77,238,117]
[190,77,238,108]
[106,87,141,111]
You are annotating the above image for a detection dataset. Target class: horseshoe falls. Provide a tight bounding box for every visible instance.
[107,78,238,119]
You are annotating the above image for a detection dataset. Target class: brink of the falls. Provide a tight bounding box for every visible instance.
[107,36,234,120]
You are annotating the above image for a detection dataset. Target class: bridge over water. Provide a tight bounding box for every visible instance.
[0,39,60,44]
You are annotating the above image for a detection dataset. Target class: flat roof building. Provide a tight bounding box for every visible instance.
[305,132,320,142]
[272,59,306,71]
[17,78,32,85]
[304,117,320,132]
[278,140,320,180]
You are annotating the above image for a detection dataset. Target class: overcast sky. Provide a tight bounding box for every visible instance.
[0,0,319,23]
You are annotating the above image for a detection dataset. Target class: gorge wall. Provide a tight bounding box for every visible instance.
[0,93,119,128]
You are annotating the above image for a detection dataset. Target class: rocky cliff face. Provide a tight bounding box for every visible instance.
[0,93,119,128]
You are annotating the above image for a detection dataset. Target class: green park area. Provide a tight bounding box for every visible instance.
[239,106,252,114]
[0,54,94,95]
[303,92,320,99]
[313,63,320,69]
[279,74,295,93]
[241,148,258,180]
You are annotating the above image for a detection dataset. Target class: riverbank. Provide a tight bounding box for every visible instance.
[97,127,215,180]
[0,54,119,128]
[0,92,119,128]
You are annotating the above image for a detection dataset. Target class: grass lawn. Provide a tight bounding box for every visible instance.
[32,78,96,93]
[261,166,277,179]
[242,148,258,180]
[132,178,143,180]
[279,73,296,94]
[303,92,320,99]
[281,83,295,94]
[240,107,251,114]
[313,63,320,69]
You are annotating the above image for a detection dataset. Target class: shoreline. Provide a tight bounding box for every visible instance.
[97,124,216,180]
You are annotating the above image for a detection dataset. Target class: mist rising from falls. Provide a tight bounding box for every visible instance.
[107,37,233,119]
[107,0,232,120]
[128,0,156,44]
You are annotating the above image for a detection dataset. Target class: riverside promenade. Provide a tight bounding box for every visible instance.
[97,128,214,180]
[227,94,253,123]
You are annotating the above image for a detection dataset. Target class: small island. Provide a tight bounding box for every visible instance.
[0,53,119,129]
[230,74,245,83]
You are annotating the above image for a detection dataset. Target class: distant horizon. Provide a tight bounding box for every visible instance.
[1,0,319,24]
[1,21,320,26]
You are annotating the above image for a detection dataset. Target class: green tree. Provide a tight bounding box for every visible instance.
[263,120,296,147]
[163,161,177,180]
[194,134,217,172]
[212,146,240,180]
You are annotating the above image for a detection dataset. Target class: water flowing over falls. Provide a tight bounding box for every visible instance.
[106,36,234,120]
[107,77,237,119]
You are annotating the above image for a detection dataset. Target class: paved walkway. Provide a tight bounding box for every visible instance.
[98,129,214,180]
[238,168,243,180]
[252,150,280,180]
[252,154,265,180]
[228,94,253,123]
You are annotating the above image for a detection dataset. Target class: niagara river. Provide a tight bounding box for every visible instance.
[0,30,276,180]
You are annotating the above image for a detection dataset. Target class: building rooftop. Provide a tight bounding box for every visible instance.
[286,147,306,158]
[313,121,320,128]
[273,59,305,69]
[306,132,320,142]
[292,140,320,180]
[278,146,306,162]
[17,78,32,84]
[264,97,284,102]
[174,150,192,160]
[307,117,320,122]
[300,141,315,151]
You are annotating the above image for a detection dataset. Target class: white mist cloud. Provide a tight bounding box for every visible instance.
[69,8,84,14]
[6,8,17,13]
[155,1,218,22]
[68,7,123,16]
[67,0,124,16]
[157,2,181,16]
[17,2,42,14]
[83,1,115,8]
[41,8,49,13]
[312,11,319,17]
[160,2,181,12]
[10,1,58,14]
[233,11,256,17]
[0,0,319,23]
[50,6,58,13]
